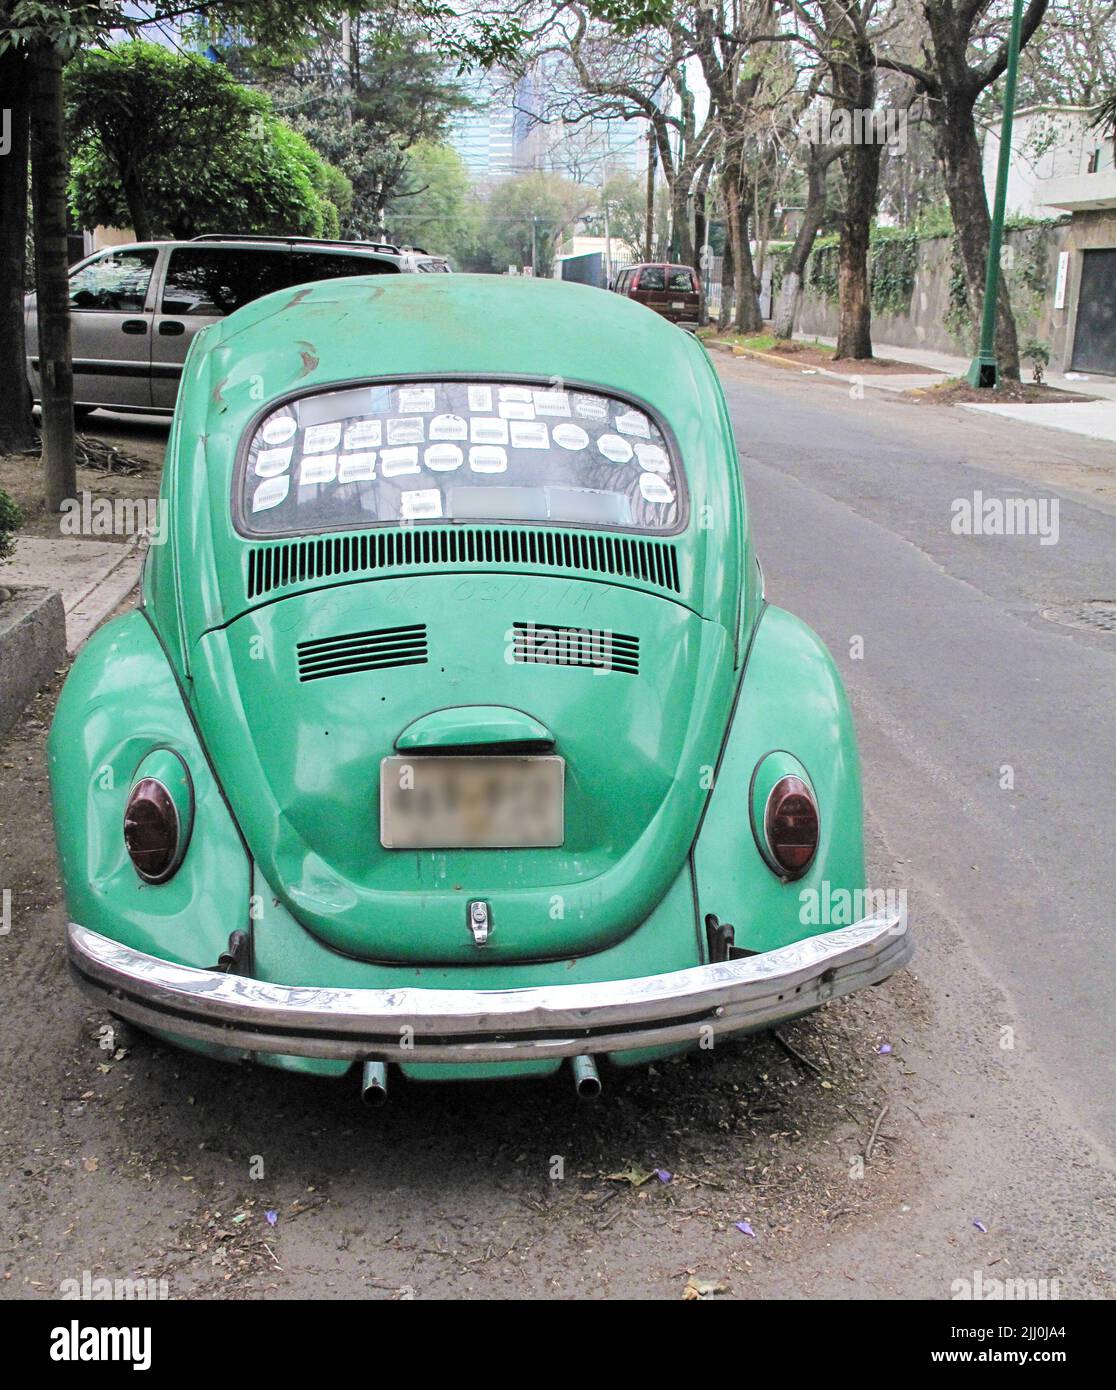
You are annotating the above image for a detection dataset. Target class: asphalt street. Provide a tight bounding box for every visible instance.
[719,355,1116,1146]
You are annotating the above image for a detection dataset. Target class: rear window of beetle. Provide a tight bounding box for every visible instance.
[237,380,682,536]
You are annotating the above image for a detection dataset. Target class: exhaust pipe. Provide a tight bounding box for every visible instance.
[360,1060,389,1107]
[570,1054,601,1100]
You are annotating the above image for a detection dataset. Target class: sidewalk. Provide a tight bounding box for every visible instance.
[806,334,1116,443]
[3,536,144,654]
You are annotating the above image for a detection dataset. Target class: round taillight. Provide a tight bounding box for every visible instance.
[764,775,819,877]
[124,777,181,883]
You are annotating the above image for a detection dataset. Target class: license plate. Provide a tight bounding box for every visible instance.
[672,301,685,309]
[380,755,565,848]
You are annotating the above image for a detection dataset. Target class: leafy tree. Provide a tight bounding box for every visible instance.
[252,4,472,238]
[472,171,593,277]
[384,140,478,260]
[67,41,347,240]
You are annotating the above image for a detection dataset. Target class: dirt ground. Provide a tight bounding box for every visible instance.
[909,379,1097,405]
[0,416,167,542]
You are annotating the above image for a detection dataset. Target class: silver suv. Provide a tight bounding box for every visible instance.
[25,235,411,417]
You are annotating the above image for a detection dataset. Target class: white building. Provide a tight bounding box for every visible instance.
[982,105,1116,218]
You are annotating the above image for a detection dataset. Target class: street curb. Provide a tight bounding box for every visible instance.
[0,584,67,738]
[64,546,144,655]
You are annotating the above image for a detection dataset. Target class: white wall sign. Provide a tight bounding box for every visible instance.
[1054,252,1070,310]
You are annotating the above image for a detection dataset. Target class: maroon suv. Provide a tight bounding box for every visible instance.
[612,262,701,324]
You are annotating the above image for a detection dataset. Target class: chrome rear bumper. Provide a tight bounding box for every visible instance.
[67,913,911,1065]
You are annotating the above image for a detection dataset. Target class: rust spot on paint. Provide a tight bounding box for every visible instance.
[296,341,319,377]
[211,377,228,409]
[287,287,314,308]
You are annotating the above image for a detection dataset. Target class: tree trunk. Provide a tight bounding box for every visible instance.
[0,43,36,455]
[718,203,734,331]
[724,161,762,334]
[120,162,153,242]
[773,150,829,341]
[929,89,1021,379]
[29,39,75,511]
[643,134,655,262]
[834,139,880,359]
[670,178,694,268]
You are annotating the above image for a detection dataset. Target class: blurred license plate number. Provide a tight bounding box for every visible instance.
[672,300,685,308]
[381,756,564,848]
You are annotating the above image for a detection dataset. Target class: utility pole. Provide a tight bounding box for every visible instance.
[967,0,1025,389]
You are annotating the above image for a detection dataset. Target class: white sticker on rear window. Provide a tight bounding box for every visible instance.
[499,399,535,420]
[468,385,493,412]
[261,415,297,446]
[386,417,424,445]
[344,419,381,450]
[551,423,589,451]
[533,390,571,417]
[430,413,468,440]
[304,422,342,454]
[509,420,550,450]
[634,442,670,474]
[425,443,464,472]
[639,472,674,503]
[338,451,376,483]
[499,385,533,403]
[381,446,420,477]
[573,395,608,421]
[255,446,293,477]
[300,454,337,487]
[597,433,634,463]
[252,475,290,511]
[401,488,443,519]
[470,417,509,445]
[469,446,508,473]
[397,386,435,413]
[615,409,651,438]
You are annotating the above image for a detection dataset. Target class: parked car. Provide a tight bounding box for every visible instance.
[51,273,911,1101]
[612,261,701,324]
[24,235,407,417]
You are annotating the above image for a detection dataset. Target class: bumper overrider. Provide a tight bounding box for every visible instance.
[67,914,910,1065]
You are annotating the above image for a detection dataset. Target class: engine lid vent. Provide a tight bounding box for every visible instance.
[297,624,428,682]
[247,526,681,600]
[512,621,639,676]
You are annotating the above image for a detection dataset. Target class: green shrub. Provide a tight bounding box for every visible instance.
[0,487,24,563]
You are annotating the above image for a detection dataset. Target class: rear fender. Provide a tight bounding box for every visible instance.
[692,605,866,956]
[48,610,249,967]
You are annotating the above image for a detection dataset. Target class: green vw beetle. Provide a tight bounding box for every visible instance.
[50,273,910,1101]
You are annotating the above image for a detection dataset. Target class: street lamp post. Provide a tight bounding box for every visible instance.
[967,0,1026,389]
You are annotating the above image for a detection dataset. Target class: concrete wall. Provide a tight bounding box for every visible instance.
[0,586,66,739]
[796,221,1086,367]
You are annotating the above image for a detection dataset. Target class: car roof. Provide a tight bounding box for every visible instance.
[190,273,710,426]
[86,239,404,266]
